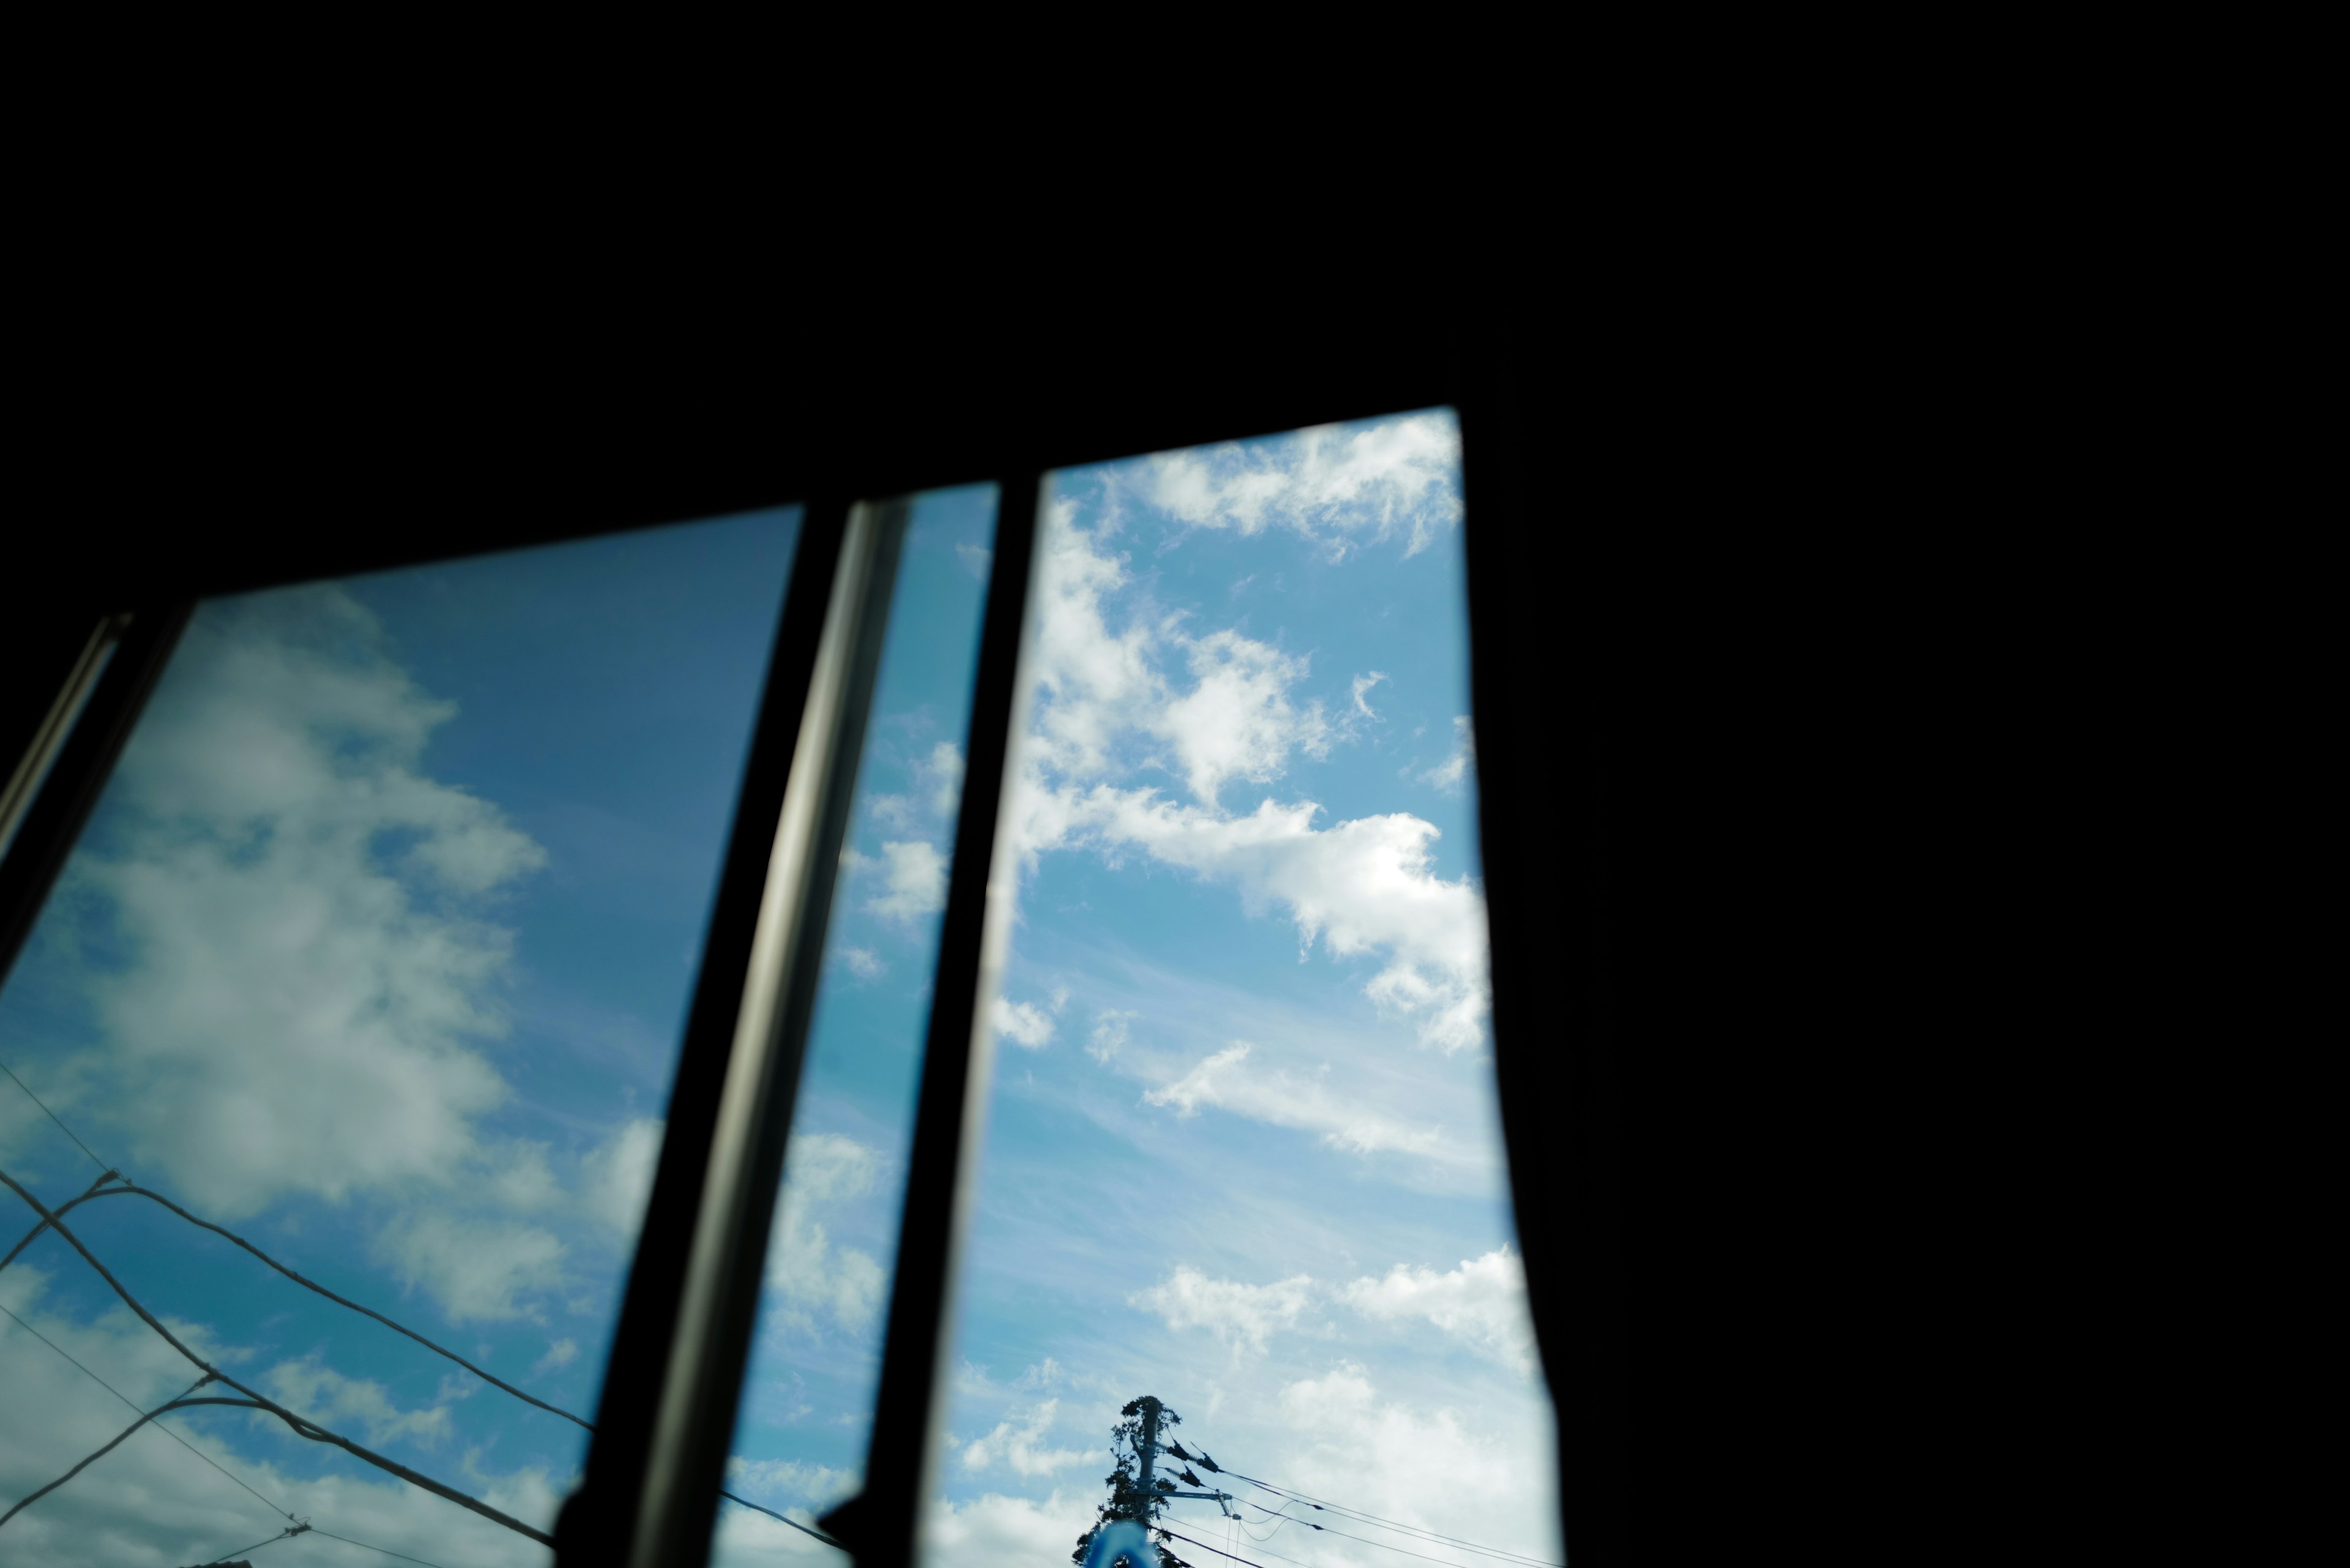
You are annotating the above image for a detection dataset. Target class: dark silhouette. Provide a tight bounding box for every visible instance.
[1072,1396,1192,1568]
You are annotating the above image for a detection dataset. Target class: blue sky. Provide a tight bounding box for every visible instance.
[908,413,1559,1568]
[0,414,1557,1568]
[0,510,805,1566]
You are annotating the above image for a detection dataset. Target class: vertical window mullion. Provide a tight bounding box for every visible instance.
[818,470,1043,1568]
[0,603,192,993]
[558,495,862,1565]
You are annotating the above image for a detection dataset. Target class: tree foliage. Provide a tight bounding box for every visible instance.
[1070,1396,1192,1568]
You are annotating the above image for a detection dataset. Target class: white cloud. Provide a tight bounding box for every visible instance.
[956,542,993,580]
[920,741,966,818]
[1259,1361,1559,1563]
[533,1337,579,1375]
[1154,629,1330,805]
[960,1397,1087,1477]
[1142,411,1464,558]
[764,1132,887,1338]
[51,587,546,1220]
[866,839,947,924]
[920,1487,1094,1566]
[1087,1009,1137,1064]
[991,995,1058,1050]
[1341,1247,1538,1374]
[581,1116,664,1236]
[1008,512,1490,1052]
[1144,1043,1442,1157]
[1129,1264,1314,1354]
[483,1140,561,1214]
[1422,715,1475,794]
[263,1353,453,1449]
[0,1272,568,1568]
[1351,670,1390,718]
[840,945,887,980]
[867,741,967,834]
[373,1210,567,1324]
[726,1454,857,1508]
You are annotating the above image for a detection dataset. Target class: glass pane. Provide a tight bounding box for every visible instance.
[0,510,802,1566]
[712,487,999,1563]
[923,413,1563,1568]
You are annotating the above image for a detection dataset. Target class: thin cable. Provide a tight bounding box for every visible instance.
[1159,1526,1300,1568]
[1,1293,461,1568]
[1,1375,215,1526]
[9,1168,818,1555]
[0,1298,295,1522]
[0,1178,589,1430]
[1233,1477,1562,1568]
[0,1058,108,1172]
[718,1490,849,1550]
[306,1527,455,1568]
[1,1167,120,1273]
[0,1170,551,1546]
[1235,1501,1520,1568]
[205,1521,310,1562]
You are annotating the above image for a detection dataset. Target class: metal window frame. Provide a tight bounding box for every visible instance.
[0,341,1625,1568]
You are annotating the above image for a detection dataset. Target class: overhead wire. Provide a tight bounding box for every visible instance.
[0,1297,296,1523]
[0,1056,110,1173]
[4,1291,468,1568]
[6,1165,797,1550]
[1230,1475,1562,1568]
[0,1175,589,1430]
[1,1169,552,1545]
[717,1490,849,1550]
[1229,1504,1511,1568]
[305,1526,455,1567]
[1158,1526,1301,1568]
[203,1520,310,1562]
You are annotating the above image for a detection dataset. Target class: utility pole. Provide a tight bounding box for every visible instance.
[1135,1397,1162,1497]
[1128,1395,1237,1523]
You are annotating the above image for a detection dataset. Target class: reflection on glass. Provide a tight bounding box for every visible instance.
[712,487,999,1562]
[923,413,1562,1568]
[0,510,801,1566]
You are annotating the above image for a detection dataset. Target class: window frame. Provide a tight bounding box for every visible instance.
[0,342,1623,1568]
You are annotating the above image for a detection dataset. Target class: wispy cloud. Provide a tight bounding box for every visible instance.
[1141,412,1465,559]
[1340,1247,1537,1373]
[1144,1042,1442,1158]
[1006,509,1490,1051]
[960,1398,1088,1477]
[1128,1266,1314,1355]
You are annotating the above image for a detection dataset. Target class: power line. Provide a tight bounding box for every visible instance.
[1229,1503,1501,1568]
[307,1526,454,1567]
[9,1166,827,1549]
[1160,1526,1297,1568]
[0,1176,591,1431]
[0,1056,109,1173]
[1231,1476,1561,1568]
[2,1375,215,1526]
[4,1168,119,1273]
[2,1169,553,1546]
[1,1294,461,1568]
[717,1490,849,1550]
[0,1297,296,1523]
[307,1526,454,1568]
[204,1521,310,1562]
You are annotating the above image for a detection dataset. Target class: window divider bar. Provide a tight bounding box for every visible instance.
[820,470,1045,1568]
[559,496,855,1567]
[0,602,192,995]
[628,495,913,1568]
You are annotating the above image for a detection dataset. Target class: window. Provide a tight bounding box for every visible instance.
[1,349,1616,1568]
[0,512,801,1565]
